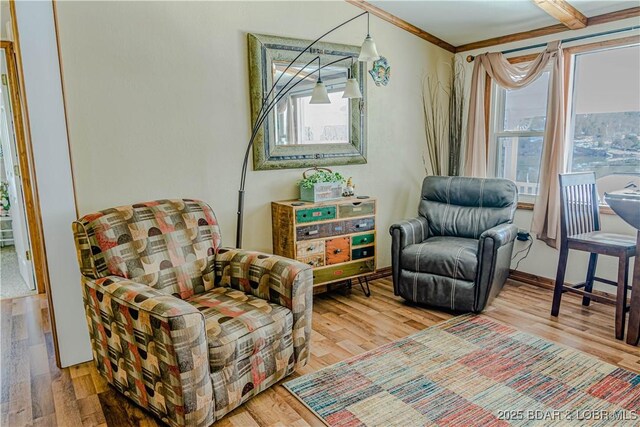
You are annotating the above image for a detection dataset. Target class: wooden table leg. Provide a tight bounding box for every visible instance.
[626,230,640,345]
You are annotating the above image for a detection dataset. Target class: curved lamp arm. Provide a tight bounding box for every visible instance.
[236,12,372,248]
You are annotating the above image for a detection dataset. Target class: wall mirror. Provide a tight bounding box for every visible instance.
[248,33,367,170]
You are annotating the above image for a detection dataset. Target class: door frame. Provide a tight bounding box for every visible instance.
[1,40,56,341]
[0,40,49,296]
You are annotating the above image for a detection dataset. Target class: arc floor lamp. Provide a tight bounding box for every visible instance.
[235,11,379,248]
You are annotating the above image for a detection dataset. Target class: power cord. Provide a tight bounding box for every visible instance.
[511,236,533,270]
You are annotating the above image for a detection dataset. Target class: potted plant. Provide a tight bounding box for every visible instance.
[299,168,345,202]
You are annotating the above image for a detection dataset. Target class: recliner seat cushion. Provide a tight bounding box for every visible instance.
[401,236,478,282]
[187,287,293,372]
[398,270,475,312]
[210,333,295,420]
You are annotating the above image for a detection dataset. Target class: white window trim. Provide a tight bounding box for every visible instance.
[488,64,553,202]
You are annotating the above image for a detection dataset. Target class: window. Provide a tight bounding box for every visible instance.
[491,69,550,196]
[567,44,640,182]
[490,40,640,200]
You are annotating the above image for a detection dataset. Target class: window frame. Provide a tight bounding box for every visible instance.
[564,37,640,178]
[488,64,552,202]
[485,35,640,213]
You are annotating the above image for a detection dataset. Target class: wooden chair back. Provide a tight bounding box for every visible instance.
[558,172,600,240]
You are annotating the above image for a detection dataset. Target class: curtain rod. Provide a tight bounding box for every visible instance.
[466,25,640,62]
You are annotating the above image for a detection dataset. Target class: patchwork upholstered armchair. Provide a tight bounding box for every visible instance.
[72,199,313,427]
[390,176,518,312]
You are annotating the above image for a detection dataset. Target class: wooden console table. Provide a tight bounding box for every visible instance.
[271,197,376,295]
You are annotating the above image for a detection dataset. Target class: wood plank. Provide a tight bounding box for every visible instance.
[77,394,106,426]
[344,0,456,53]
[564,34,640,55]
[51,371,83,427]
[588,6,640,26]
[97,388,160,427]
[455,7,640,52]
[72,374,97,400]
[3,282,640,426]
[30,373,55,420]
[533,0,587,29]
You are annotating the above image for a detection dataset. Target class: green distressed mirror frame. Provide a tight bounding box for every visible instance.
[248,33,368,170]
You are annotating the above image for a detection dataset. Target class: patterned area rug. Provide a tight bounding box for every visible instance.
[285,315,640,426]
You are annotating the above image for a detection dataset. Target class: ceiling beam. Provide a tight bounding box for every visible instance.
[456,6,640,52]
[533,0,587,30]
[345,0,456,53]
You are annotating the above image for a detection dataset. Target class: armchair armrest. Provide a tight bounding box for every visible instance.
[389,217,429,295]
[479,223,518,249]
[475,223,518,311]
[214,248,313,368]
[389,216,429,249]
[82,276,213,427]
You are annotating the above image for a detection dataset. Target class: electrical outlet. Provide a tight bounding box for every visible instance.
[517,230,531,241]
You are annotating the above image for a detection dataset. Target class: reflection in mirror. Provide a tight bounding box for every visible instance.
[273,62,349,145]
[248,33,367,170]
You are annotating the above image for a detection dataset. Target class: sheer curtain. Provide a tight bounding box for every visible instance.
[463,41,565,247]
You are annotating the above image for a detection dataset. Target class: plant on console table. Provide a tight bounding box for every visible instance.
[299,168,345,203]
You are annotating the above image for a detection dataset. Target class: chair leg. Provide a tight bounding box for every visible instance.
[615,255,629,340]
[582,253,598,306]
[551,245,569,317]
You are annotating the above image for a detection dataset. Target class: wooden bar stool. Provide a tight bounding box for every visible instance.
[551,172,636,340]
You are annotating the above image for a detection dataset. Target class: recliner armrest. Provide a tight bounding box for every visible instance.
[82,276,213,427]
[389,216,429,249]
[389,217,429,296]
[479,223,518,249]
[214,248,313,368]
[475,223,518,312]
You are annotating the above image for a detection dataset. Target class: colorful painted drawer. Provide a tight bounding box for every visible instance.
[272,197,377,290]
[296,206,337,223]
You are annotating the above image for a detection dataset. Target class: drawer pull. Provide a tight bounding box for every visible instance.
[356,223,367,228]
[307,230,318,235]
[334,249,342,254]
[362,238,368,242]
[307,246,315,251]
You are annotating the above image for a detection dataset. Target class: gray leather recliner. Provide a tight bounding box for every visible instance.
[390,176,518,312]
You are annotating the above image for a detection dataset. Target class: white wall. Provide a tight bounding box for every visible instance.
[55,1,452,263]
[0,0,11,41]
[456,18,639,288]
[50,1,452,365]
[13,1,91,366]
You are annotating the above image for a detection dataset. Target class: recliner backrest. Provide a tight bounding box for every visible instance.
[72,199,222,299]
[419,176,517,239]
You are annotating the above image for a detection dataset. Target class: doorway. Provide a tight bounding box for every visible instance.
[0,45,36,299]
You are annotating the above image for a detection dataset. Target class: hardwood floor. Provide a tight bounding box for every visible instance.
[2,278,639,426]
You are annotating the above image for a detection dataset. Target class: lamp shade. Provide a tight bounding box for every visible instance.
[358,35,380,62]
[310,80,331,104]
[342,78,362,99]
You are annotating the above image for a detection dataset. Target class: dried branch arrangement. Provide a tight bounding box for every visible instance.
[422,58,465,177]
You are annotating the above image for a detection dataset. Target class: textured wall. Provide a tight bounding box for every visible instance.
[55,1,453,268]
